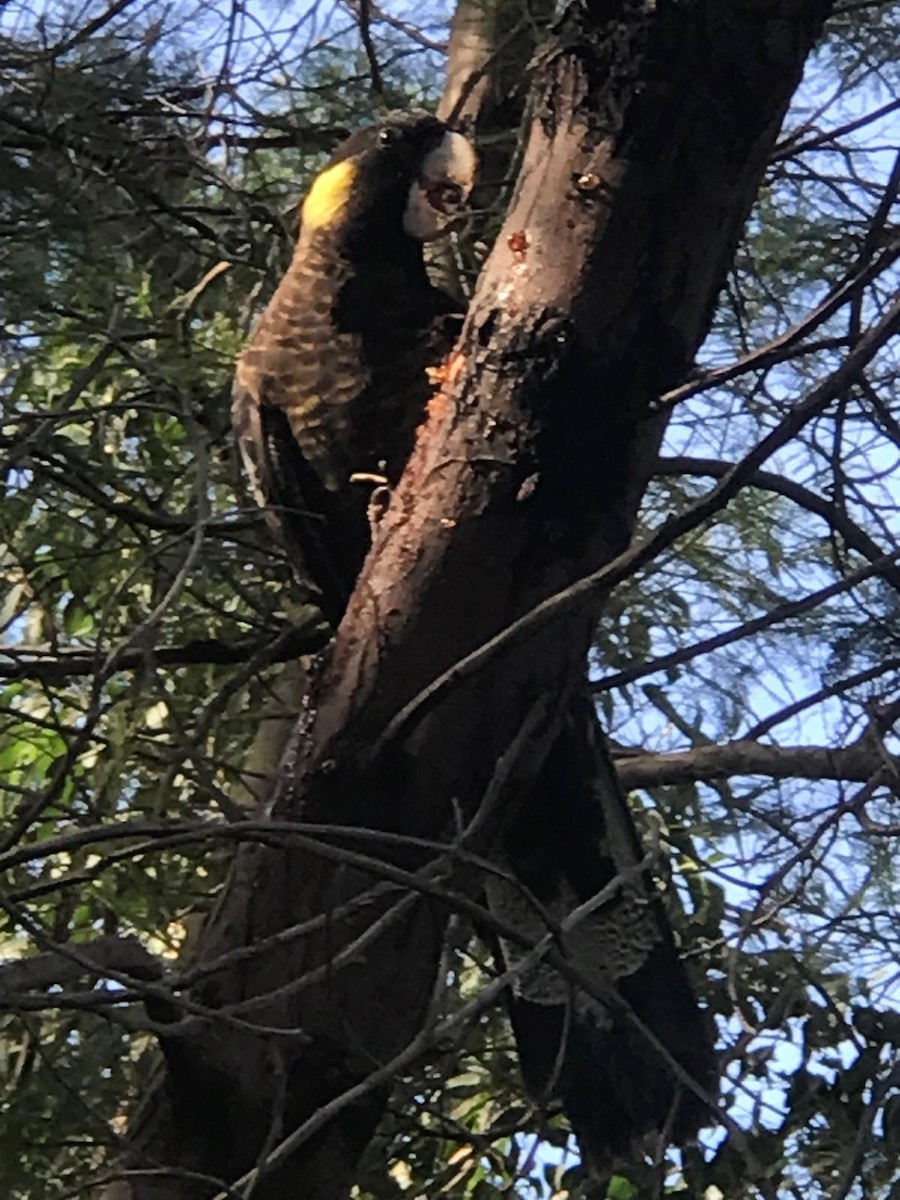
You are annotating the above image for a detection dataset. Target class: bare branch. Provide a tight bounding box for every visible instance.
[0,934,162,998]
[594,552,899,694]
[656,244,899,410]
[0,625,324,683]
[655,456,900,593]
[614,737,898,790]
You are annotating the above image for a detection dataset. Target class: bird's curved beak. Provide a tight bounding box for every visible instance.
[404,130,477,240]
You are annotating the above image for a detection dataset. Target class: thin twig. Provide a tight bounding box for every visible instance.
[373,296,900,757]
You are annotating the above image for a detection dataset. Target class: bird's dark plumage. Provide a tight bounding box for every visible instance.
[233,111,715,1169]
[490,695,717,1166]
[233,109,475,621]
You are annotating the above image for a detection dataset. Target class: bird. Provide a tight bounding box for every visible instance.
[487,694,717,1167]
[233,108,476,625]
[232,110,716,1169]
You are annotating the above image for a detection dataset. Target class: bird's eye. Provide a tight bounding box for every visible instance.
[378,126,399,145]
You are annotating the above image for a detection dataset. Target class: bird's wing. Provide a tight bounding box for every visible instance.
[232,370,361,626]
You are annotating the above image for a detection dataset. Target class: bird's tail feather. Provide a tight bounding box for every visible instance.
[491,692,716,1167]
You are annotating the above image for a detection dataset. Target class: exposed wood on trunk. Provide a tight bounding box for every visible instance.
[117,3,833,1197]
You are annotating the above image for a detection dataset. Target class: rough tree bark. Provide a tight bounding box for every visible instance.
[118,2,833,1198]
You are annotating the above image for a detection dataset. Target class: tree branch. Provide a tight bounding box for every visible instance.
[0,934,162,999]
[656,455,900,592]
[744,656,900,740]
[614,737,897,790]
[594,552,899,694]
[0,626,324,682]
[656,243,899,409]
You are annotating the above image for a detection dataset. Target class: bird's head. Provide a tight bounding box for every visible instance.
[300,110,477,246]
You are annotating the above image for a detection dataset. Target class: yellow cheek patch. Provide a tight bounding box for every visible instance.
[301,159,357,230]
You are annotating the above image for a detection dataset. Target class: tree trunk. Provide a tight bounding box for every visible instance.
[119,2,832,1197]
